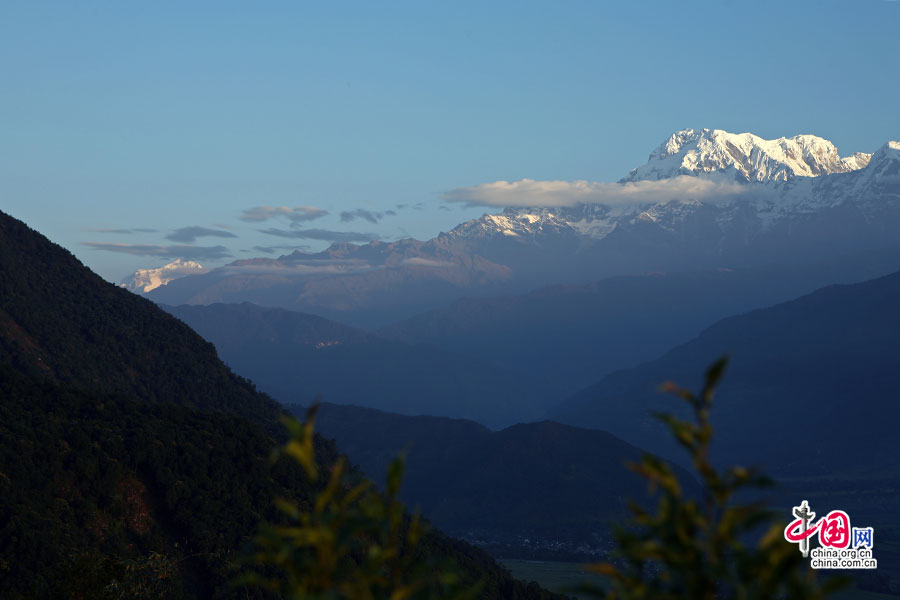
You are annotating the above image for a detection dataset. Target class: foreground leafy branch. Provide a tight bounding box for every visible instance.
[580,357,847,600]
[239,406,479,600]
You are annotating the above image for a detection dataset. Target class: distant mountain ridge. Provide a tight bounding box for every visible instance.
[379,245,900,397]
[300,403,697,559]
[541,267,900,573]
[165,302,552,426]
[549,268,900,476]
[149,237,514,327]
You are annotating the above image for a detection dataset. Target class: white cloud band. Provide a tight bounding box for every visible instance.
[443,175,750,208]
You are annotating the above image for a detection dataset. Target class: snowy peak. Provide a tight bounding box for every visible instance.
[120,258,207,293]
[448,208,577,240]
[867,141,900,175]
[848,140,900,199]
[623,128,871,183]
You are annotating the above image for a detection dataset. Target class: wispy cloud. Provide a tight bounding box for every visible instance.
[219,259,376,276]
[88,227,159,234]
[249,244,311,254]
[258,228,381,243]
[401,257,454,268]
[85,242,232,261]
[165,226,238,243]
[339,208,397,224]
[393,202,424,211]
[443,176,750,208]
[240,205,328,223]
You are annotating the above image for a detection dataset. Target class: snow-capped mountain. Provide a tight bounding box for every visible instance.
[120,258,207,293]
[448,130,896,244]
[622,128,871,183]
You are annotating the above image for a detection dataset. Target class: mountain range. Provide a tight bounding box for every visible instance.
[379,244,900,397]
[542,267,900,573]
[141,129,900,327]
[549,268,900,476]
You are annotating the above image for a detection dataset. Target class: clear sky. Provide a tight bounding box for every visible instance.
[2,0,898,281]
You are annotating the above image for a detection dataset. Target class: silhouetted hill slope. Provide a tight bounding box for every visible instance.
[380,248,900,397]
[0,366,334,598]
[0,212,562,599]
[1,369,559,600]
[550,269,900,477]
[165,302,552,426]
[0,211,280,427]
[301,403,696,559]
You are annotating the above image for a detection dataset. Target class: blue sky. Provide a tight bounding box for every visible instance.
[2,0,898,281]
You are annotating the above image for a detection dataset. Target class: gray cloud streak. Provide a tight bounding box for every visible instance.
[240,205,329,223]
[85,242,232,260]
[88,227,159,234]
[249,244,311,254]
[339,208,397,224]
[165,226,238,243]
[258,228,380,243]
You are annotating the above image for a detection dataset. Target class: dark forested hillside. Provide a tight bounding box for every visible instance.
[164,302,552,426]
[0,367,332,598]
[0,211,562,599]
[0,211,281,428]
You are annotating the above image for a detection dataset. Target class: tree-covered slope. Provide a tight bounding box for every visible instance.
[0,367,332,598]
[0,211,280,427]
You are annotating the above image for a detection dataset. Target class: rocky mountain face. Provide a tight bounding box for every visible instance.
[145,131,900,326]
